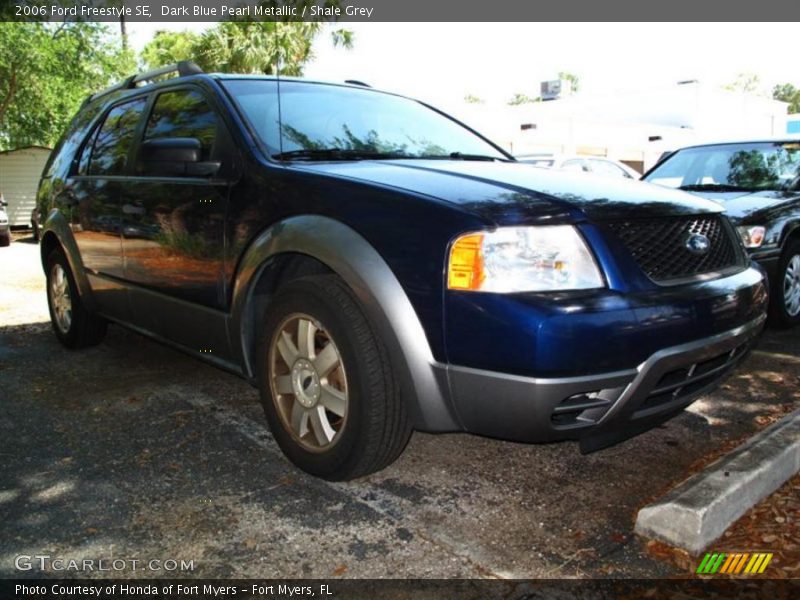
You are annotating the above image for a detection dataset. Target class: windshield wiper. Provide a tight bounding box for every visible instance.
[272,149,409,161]
[417,152,507,162]
[679,183,760,192]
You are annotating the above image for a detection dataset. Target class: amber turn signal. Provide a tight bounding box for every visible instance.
[448,233,485,290]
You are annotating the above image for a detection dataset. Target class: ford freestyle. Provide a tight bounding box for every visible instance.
[37,63,768,480]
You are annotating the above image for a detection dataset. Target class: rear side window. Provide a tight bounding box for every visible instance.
[43,104,101,179]
[88,98,147,176]
[144,89,217,160]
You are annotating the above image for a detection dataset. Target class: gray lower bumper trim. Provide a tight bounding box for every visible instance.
[443,315,766,444]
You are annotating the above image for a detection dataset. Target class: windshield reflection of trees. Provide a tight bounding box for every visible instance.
[282,123,446,157]
[727,148,800,189]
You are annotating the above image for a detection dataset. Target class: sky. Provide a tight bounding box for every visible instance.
[126,22,799,110]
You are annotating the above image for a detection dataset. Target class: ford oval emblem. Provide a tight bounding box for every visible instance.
[684,232,711,255]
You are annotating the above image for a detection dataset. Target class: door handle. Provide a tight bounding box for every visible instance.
[122,203,145,216]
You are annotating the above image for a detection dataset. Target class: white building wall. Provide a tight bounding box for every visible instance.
[0,147,51,227]
[446,82,789,172]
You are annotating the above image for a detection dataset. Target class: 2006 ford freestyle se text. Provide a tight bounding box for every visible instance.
[37,63,768,480]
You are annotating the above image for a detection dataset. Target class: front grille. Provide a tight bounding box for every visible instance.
[604,215,740,283]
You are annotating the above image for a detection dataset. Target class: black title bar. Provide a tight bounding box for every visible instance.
[3,0,800,22]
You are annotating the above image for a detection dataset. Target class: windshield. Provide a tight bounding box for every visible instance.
[645,142,800,192]
[222,79,507,161]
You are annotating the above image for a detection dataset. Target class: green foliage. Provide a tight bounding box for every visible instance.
[195,22,352,75]
[725,72,762,94]
[507,93,540,106]
[141,22,354,76]
[141,30,200,70]
[0,22,134,151]
[773,83,800,114]
[558,71,580,94]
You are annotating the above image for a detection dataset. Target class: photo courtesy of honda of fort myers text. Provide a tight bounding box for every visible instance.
[2,1,800,599]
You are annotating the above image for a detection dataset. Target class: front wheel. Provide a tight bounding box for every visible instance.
[770,239,800,328]
[46,249,107,348]
[256,275,411,480]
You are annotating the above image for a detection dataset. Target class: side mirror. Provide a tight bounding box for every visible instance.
[137,138,220,177]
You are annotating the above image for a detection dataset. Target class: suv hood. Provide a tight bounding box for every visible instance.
[295,160,722,225]
[681,189,800,222]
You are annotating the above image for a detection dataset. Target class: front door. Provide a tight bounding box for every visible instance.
[121,87,232,358]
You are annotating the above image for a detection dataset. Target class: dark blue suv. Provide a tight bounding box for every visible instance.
[37,63,768,480]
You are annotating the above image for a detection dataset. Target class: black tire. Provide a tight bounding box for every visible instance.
[256,275,411,481]
[0,233,9,247]
[769,239,800,328]
[46,248,107,348]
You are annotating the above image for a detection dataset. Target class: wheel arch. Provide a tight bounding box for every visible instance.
[230,215,459,432]
[781,220,800,247]
[40,212,96,311]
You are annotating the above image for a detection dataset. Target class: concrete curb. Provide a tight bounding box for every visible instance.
[634,409,800,554]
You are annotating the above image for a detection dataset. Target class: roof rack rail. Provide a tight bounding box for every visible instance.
[133,60,204,85]
[344,80,371,88]
[83,61,204,106]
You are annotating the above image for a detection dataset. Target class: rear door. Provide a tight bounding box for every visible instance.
[70,96,148,318]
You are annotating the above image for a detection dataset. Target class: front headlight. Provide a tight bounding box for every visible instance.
[447,225,605,292]
[737,225,766,248]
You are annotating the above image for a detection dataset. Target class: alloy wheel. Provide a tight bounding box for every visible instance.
[50,263,72,334]
[784,254,800,317]
[268,313,348,452]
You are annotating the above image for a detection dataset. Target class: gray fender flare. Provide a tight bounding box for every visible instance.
[230,215,459,432]
[40,210,97,311]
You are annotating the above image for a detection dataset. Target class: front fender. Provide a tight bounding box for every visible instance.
[230,215,460,432]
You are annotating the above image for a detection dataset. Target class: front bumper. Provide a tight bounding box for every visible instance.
[445,314,765,448]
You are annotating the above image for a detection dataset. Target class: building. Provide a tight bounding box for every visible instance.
[447,81,789,173]
[0,146,51,227]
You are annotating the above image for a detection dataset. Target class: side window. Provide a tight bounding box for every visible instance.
[562,159,587,172]
[590,159,630,179]
[88,98,147,176]
[44,104,101,179]
[77,125,99,175]
[144,89,218,160]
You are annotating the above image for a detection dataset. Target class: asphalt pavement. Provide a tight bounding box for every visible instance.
[1,236,798,578]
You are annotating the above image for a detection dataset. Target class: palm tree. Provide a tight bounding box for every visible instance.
[195,22,352,75]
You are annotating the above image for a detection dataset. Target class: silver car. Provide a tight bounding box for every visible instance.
[0,197,10,247]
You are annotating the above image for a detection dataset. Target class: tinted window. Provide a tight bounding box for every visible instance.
[45,104,102,178]
[77,125,99,175]
[223,80,506,160]
[88,98,147,176]
[144,89,217,159]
